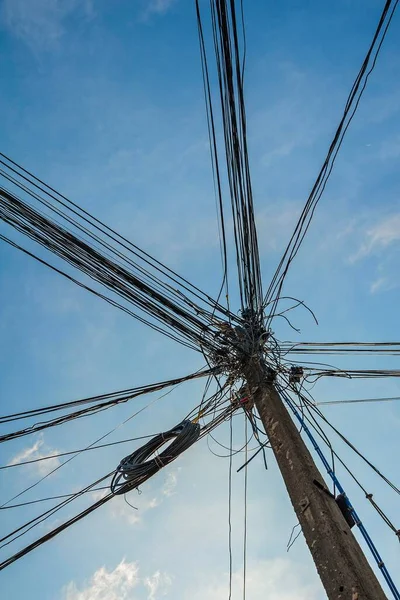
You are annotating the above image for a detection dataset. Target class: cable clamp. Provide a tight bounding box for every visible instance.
[154,454,165,469]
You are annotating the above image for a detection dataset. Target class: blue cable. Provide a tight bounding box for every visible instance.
[282,392,400,600]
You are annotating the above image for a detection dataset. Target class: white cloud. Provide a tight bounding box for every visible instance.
[370,277,387,294]
[62,561,173,600]
[188,558,322,600]
[94,470,178,527]
[144,571,172,600]
[350,213,400,262]
[110,493,160,526]
[161,469,179,497]
[1,0,93,49]
[91,489,109,502]
[370,276,400,295]
[142,0,177,19]
[63,559,139,600]
[7,435,60,476]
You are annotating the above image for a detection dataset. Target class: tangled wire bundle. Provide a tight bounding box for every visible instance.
[110,420,200,495]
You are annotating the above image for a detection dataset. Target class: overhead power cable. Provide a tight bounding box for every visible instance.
[0,152,236,326]
[303,368,400,381]
[0,368,213,442]
[0,487,110,509]
[0,232,203,350]
[0,394,240,571]
[264,0,399,320]
[0,186,226,351]
[282,341,400,356]
[315,396,400,407]
[285,383,400,545]
[110,419,200,494]
[0,472,112,549]
[0,434,157,471]
[0,491,114,571]
[0,369,211,510]
[196,0,263,315]
[300,392,400,496]
[279,386,400,599]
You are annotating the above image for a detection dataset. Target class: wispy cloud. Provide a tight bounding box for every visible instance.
[144,571,172,600]
[189,558,321,600]
[370,276,400,295]
[96,469,179,527]
[62,559,172,600]
[7,435,60,476]
[1,0,93,49]
[109,493,159,526]
[350,213,400,262]
[141,0,177,20]
[63,559,139,600]
[161,469,179,497]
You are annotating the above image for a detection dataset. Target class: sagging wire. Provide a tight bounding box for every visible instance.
[0,372,200,509]
[0,384,244,571]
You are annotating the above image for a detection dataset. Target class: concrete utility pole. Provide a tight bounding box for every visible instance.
[245,359,387,600]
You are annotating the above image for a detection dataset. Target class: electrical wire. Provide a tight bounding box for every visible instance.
[0,368,213,442]
[195,0,263,315]
[264,0,399,320]
[315,396,400,407]
[110,420,200,495]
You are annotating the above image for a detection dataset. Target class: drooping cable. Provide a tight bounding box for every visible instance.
[110,420,200,495]
[0,389,240,571]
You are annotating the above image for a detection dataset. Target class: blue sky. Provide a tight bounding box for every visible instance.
[0,0,400,598]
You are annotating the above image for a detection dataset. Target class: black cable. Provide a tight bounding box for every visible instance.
[0,152,236,323]
[0,399,237,572]
[264,0,399,318]
[288,384,400,539]
[0,434,158,471]
[0,186,229,352]
[0,368,212,443]
[0,491,114,571]
[110,420,200,495]
[0,487,110,509]
[0,472,112,548]
[196,0,263,315]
